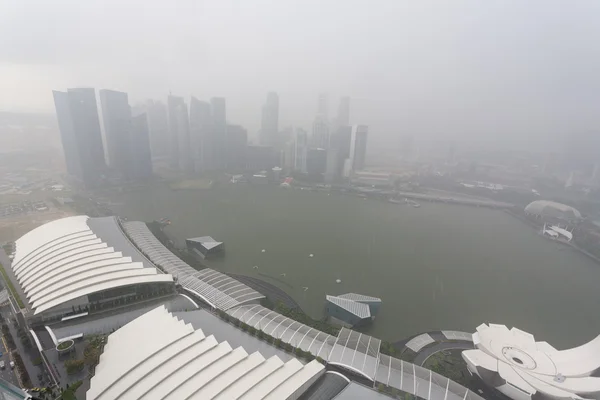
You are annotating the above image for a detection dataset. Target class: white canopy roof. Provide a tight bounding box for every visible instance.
[122,221,263,310]
[10,216,173,315]
[87,306,324,400]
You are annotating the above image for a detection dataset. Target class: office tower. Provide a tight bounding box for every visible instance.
[130,114,153,179]
[294,128,308,173]
[53,91,81,179]
[311,115,329,149]
[337,96,350,127]
[246,145,276,171]
[283,140,296,172]
[211,97,227,170]
[225,124,248,171]
[317,93,328,119]
[175,102,192,172]
[189,97,212,172]
[141,100,169,160]
[52,88,106,186]
[167,95,186,169]
[307,148,327,176]
[325,149,339,183]
[99,89,133,177]
[349,125,368,171]
[260,92,279,147]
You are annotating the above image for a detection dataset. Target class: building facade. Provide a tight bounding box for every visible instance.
[349,125,368,171]
[189,97,212,172]
[52,88,106,186]
[99,89,133,177]
[211,97,227,170]
[167,95,186,170]
[260,92,279,147]
[144,100,169,160]
[130,114,153,179]
[307,148,327,176]
[294,129,308,173]
[225,124,248,172]
[311,115,329,149]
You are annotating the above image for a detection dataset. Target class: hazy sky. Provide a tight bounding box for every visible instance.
[1,0,599,150]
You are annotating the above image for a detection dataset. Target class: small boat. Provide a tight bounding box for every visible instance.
[404,198,421,208]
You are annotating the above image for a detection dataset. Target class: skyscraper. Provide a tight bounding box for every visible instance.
[137,100,168,161]
[311,115,329,149]
[99,89,133,177]
[189,97,212,172]
[52,88,106,186]
[294,128,308,173]
[130,114,153,179]
[306,148,327,176]
[317,93,328,119]
[175,102,192,172]
[53,91,81,179]
[210,97,227,170]
[260,92,279,147]
[336,96,350,127]
[167,95,187,170]
[225,124,248,171]
[349,125,368,171]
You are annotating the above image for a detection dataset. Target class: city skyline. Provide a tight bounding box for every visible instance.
[51,86,368,183]
[5,1,600,154]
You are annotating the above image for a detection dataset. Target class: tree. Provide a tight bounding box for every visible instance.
[377,383,385,392]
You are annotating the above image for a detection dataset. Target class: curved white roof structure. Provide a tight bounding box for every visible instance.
[228,304,337,360]
[328,328,381,380]
[524,200,582,220]
[87,306,324,400]
[462,323,600,400]
[122,221,264,309]
[10,216,173,315]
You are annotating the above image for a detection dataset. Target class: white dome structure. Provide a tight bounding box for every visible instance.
[524,200,582,220]
[462,324,600,400]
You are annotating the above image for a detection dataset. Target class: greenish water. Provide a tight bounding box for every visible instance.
[111,184,600,348]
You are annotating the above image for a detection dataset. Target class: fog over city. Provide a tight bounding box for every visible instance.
[3,3,600,400]
[2,0,600,151]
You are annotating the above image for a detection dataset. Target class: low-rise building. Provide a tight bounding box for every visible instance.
[186,236,224,259]
[5,215,175,325]
[325,293,381,328]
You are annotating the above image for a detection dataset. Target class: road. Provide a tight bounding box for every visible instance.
[0,332,18,387]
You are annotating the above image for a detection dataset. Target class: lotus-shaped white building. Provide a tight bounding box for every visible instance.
[462,324,600,400]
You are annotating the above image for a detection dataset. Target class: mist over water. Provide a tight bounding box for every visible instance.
[111,184,600,347]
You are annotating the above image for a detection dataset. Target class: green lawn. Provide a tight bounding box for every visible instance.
[0,263,24,309]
